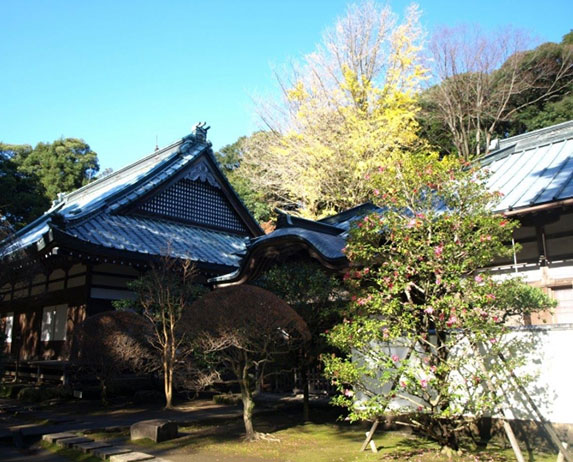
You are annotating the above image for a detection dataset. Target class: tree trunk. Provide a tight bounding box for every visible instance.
[301,364,310,422]
[164,359,173,409]
[240,380,256,441]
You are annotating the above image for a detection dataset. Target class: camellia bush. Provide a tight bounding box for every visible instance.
[323,151,555,451]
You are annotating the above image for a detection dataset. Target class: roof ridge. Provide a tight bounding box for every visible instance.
[59,138,184,205]
[497,120,573,147]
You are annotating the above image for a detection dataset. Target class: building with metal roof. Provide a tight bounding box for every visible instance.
[0,123,262,363]
[214,121,573,324]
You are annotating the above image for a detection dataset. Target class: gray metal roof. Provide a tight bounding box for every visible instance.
[482,120,573,212]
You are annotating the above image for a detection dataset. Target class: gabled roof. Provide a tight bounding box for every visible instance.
[482,120,573,213]
[0,124,263,271]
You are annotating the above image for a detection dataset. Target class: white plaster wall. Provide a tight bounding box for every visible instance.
[355,326,573,424]
[503,326,573,424]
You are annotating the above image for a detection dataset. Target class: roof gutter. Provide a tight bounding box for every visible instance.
[503,198,573,216]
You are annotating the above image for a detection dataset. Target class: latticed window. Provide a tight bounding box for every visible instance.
[136,179,248,233]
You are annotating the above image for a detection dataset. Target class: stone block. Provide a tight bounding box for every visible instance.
[130,419,178,443]
[57,436,93,448]
[93,447,132,460]
[109,452,155,462]
[74,440,113,453]
[42,432,77,444]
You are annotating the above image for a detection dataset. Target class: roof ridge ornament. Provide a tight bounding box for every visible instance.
[184,157,220,189]
[191,121,210,142]
[181,122,211,154]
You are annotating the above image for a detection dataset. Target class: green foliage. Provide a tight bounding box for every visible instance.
[16,385,72,403]
[0,145,50,229]
[421,30,573,155]
[323,152,555,450]
[215,135,273,223]
[0,138,100,228]
[14,137,99,201]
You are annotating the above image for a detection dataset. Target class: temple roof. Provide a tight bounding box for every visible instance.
[0,124,262,271]
[482,120,573,213]
[214,120,573,285]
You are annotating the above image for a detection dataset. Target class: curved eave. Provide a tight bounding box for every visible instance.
[210,232,348,288]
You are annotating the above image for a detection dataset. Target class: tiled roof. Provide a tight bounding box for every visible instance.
[0,126,259,269]
[482,120,573,212]
[65,214,248,267]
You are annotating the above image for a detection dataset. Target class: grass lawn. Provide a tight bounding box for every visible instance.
[109,406,559,462]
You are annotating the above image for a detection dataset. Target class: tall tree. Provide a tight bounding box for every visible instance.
[186,285,310,441]
[255,260,343,420]
[423,26,573,159]
[14,138,99,200]
[239,1,428,218]
[323,151,555,452]
[115,258,206,408]
[0,146,49,229]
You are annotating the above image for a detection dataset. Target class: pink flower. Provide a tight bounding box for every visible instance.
[373,189,380,196]
[382,328,389,339]
[430,365,437,373]
[400,381,407,388]
[486,293,496,301]
[420,379,428,388]
[406,218,417,229]
[489,338,497,344]
[424,307,434,314]
[344,389,354,397]
[499,220,508,227]
[446,315,457,327]
[474,274,483,283]
[434,245,443,257]
[378,166,385,173]
[391,354,400,362]
[417,405,424,412]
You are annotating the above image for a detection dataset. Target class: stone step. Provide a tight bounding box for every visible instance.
[74,440,113,453]
[109,452,156,462]
[42,432,78,444]
[56,436,93,448]
[92,446,133,460]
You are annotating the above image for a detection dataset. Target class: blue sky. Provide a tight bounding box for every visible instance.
[1,1,571,172]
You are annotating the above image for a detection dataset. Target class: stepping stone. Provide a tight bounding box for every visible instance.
[74,440,113,453]
[42,432,77,443]
[57,436,93,448]
[109,452,155,462]
[93,447,133,460]
[131,419,178,443]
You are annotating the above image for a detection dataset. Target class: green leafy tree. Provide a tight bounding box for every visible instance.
[215,136,273,223]
[323,151,555,451]
[0,146,49,229]
[256,260,343,420]
[14,138,99,200]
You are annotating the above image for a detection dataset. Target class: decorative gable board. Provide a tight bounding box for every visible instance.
[130,156,249,235]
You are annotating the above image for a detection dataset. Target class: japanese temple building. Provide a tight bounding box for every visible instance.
[1,120,573,371]
[0,124,262,363]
